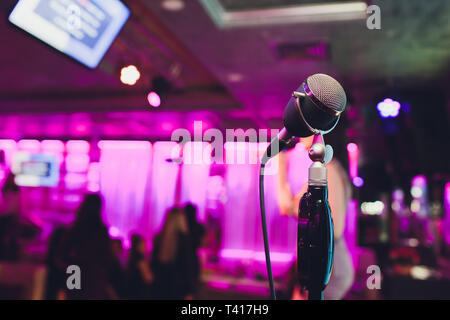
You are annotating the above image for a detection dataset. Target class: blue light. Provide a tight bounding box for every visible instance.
[377,98,401,118]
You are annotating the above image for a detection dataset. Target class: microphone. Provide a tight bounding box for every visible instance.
[259,73,347,300]
[264,73,347,160]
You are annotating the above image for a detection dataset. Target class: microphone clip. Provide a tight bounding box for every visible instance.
[292,91,341,136]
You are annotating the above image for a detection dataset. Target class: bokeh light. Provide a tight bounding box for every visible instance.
[147,91,161,107]
[377,98,401,118]
[120,65,140,85]
[352,176,364,187]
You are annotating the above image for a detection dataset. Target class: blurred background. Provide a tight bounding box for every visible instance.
[0,0,449,300]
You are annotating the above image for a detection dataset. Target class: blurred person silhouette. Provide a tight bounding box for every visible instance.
[57,193,117,299]
[0,172,21,261]
[110,238,127,299]
[45,226,67,299]
[278,131,354,300]
[126,234,153,299]
[184,203,205,287]
[151,207,195,299]
[0,172,21,217]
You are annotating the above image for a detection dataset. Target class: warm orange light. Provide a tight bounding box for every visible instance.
[120,65,140,85]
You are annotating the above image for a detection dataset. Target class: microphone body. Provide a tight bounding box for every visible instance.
[263,74,346,160]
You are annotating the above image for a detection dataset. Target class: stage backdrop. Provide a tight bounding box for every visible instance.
[97,140,312,273]
[220,142,311,276]
[98,141,211,248]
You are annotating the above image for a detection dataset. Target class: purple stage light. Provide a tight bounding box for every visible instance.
[18,139,40,152]
[66,140,90,154]
[147,91,161,107]
[347,142,358,153]
[377,98,401,118]
[347,143,359,180]
[0,140,16,150]
[98,140,151,150]
[445,183,450,245]
[41,140,65,153]
[219,249,294,263]
[65,154,90,173]
[161,122,174,132]
[352,176,364,187]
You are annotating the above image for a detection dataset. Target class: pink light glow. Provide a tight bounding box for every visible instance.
[74,123,89,134]
[87,162,101,193]
[147,91,161,107]
[87,182,100,193]
[66,140,90,154]
[446,183,450,205]
[64,173,87,189]
[0,140,17,167]
[411,174,427,188]
[0,140,16,149]
[192,120,210,131]
[41,140,65,163]
[18,139,40,152]
[99,140,153,248]
[352,176,364,187]
[207,280,231,291]
[108,226,120,237]
[444,183,450,245]
[87,162,100,182]
[65,154,90,173]
[347,142,359,180]
[221,142,303,278]
[181,142,212,222]
[219,249,294,263]
[161,122,174,131]
[41,140,65,153]
[98,140,151,150]
[347,143,358,153]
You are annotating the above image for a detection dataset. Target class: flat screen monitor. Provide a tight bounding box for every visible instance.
[9,0,130,68]
[12,152,60,187]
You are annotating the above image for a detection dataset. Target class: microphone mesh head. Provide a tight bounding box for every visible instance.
[306,74,347,113]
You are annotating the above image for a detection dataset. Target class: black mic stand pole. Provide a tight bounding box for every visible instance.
[297,133,335,300]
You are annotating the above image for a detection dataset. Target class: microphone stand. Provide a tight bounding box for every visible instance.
[297,134,334,300]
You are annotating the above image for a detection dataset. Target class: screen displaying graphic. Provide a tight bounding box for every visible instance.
[9,0,130,68]
[12,152,60,187]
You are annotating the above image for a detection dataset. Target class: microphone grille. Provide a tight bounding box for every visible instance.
[306,74,347,113]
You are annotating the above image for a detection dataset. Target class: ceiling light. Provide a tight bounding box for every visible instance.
[161,0,185,11]
[200,0,368,29]
[147,91,161,108]
[120,65,140,86]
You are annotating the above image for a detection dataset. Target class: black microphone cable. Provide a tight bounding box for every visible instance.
[259,158,276,300]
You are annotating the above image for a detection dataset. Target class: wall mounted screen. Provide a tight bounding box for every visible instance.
[12,152,60,187]
[9,0,130,68]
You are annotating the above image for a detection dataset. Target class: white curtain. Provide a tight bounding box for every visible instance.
[98,141,152,248]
